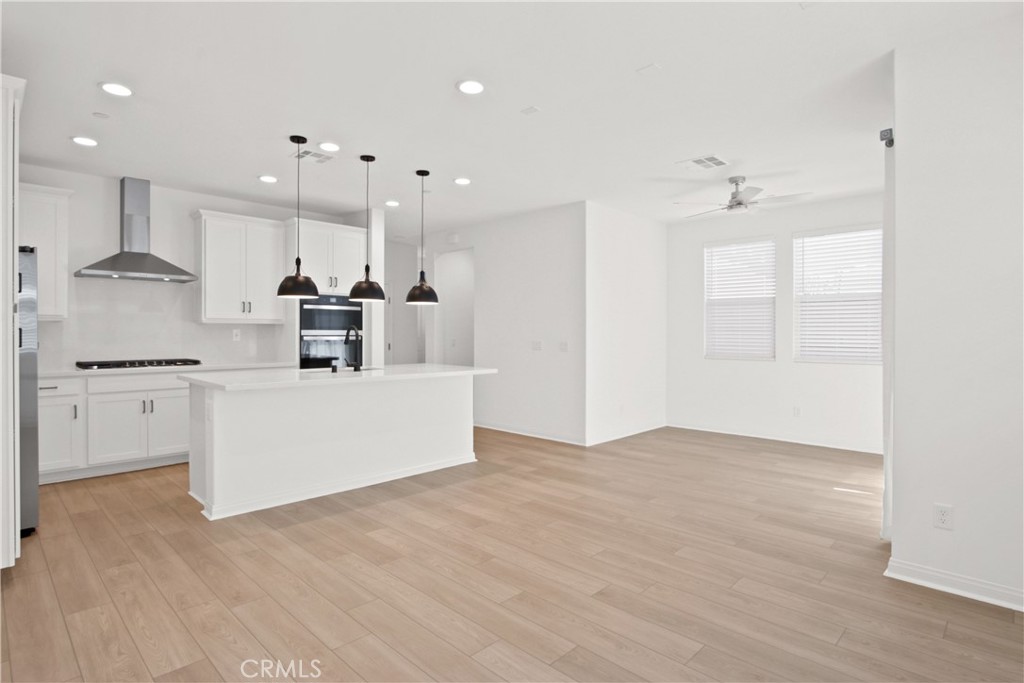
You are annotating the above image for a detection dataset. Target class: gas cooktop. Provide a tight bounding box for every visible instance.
[75,358,202,370]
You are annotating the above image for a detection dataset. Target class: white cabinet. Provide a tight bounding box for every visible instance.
[19,183,72,320]
[87,391,148,464]
[38,379,86,473]
[196,210,286,323]
[285,218,365,295]
[87,388,189,465]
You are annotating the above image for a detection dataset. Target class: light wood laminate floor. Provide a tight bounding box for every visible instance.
[2,428,1021,682]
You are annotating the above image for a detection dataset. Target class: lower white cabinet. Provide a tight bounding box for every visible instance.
[38,395,85,472]
[87,389,189,465]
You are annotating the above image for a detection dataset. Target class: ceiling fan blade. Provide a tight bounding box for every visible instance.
[672,201,727,206]
[756,192,812,204]
[738,186,764,201]
[681,207,727,219]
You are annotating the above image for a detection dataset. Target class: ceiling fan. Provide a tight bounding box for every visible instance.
[675,176,809,219]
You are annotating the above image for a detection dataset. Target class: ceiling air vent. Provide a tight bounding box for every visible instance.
[678,155,729,170]
[292,150,334,164]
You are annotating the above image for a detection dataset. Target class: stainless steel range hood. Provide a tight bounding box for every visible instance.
[74,177,197,283]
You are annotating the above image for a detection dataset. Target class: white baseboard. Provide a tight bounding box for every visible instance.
[40,454,189,484]
[885,558,1023,611]
[474,422,585,446]
[199,453,477,520]
[666,422,883,456]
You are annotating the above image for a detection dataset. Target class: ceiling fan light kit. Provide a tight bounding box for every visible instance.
[678,174,809,220]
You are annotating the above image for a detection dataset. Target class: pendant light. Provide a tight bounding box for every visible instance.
[277,135,320,299]
[406,170,439,305]
[349,154,385,302]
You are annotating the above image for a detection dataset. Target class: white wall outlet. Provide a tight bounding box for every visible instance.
[792,406,801,417]
[531,340,543,351]
[559,341,569,352]
[232,329,241,342]
[933,503,954,530]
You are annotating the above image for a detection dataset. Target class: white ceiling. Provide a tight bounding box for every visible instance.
[2,2,1017,237]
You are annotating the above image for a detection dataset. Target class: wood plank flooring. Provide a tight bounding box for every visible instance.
[2,427,1021,682]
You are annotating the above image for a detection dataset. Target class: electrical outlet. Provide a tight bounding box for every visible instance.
[933,503,954,530]
[792,406,801,417]
[531,340,543,351]
[232,329,241,342]
[559,341,569,352]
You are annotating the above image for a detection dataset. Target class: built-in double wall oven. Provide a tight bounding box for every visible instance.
[299,295,363,369]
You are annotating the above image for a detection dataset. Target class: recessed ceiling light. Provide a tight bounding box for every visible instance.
[457,80,484,95]
[72,136,98,147]
[385,200,400,207]
[100,82,132,97]
[319,142,340,152]
[454,177,471,186]
[258,175,278,184]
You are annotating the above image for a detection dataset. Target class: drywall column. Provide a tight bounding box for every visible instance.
[887,15,1023,609]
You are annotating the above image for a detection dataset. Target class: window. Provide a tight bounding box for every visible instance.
[704,239,776,360]
[793,228,882,363]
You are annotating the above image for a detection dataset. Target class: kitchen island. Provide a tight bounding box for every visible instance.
[178,364,496,520]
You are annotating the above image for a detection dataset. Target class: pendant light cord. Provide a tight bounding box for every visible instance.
[295,139,301,263]
[365,159,371,265]
[420,174,425,271]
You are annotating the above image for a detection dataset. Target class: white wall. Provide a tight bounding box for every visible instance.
[585,201,667,446]
[432,249,475,366]
[887,16,1023,609]
[384,239,421,365]
[21,164,340,371]
[426,203,587,444]
[667,193,884,454]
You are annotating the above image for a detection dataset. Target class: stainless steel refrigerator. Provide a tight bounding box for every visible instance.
[17,246,38,535]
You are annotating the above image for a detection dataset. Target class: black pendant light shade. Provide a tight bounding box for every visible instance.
[406,170,439,305]
[349,155,386,302]
[278,135,320,299]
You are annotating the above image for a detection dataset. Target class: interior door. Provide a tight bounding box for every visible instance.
[87,392,148,465]
[203,217,246,320]
[244,222,285,322]
[38,396,83,472]
[147,389,189,458]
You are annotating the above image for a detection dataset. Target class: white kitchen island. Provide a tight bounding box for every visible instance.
[178,364,496,520]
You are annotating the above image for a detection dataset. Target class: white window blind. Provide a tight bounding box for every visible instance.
[704,240,776,360]
[794,228,882,363]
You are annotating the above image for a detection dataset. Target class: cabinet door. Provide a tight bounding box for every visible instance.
[299,224,334,293]
[202,217,247,321]
[244,223,285,322]
[20,185,71,320]
[332,228,366,295]
[87,392,148,465]
[147,389,189,457]
[38,395,85,472]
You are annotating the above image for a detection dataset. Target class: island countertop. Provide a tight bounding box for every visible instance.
[178,363,496,392]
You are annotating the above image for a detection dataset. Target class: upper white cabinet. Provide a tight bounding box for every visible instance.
[195,210,286,323]
[285,218,365,295]
[20,183,72,320]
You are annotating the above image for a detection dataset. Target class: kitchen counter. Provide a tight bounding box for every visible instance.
[179,363,496,520]
[177,363,495,391]
[39,361,295,379]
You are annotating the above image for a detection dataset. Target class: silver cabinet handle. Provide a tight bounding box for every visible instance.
[142,399,147,413]
[242,301,246,313]
[150,399,154,413]
[40,386,58,390]
[73,404,77,420]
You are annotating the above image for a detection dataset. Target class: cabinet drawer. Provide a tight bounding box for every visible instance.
[37,378,85,396]
[87,374,187,394]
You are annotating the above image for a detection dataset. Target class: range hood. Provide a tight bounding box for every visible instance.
[74,177,197,283]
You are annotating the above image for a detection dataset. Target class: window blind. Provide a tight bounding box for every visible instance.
[704,239,776,360]
[794,228,882,363]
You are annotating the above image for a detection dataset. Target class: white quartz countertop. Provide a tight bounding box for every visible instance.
[178,363,497,391]
[40,361,296,379]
